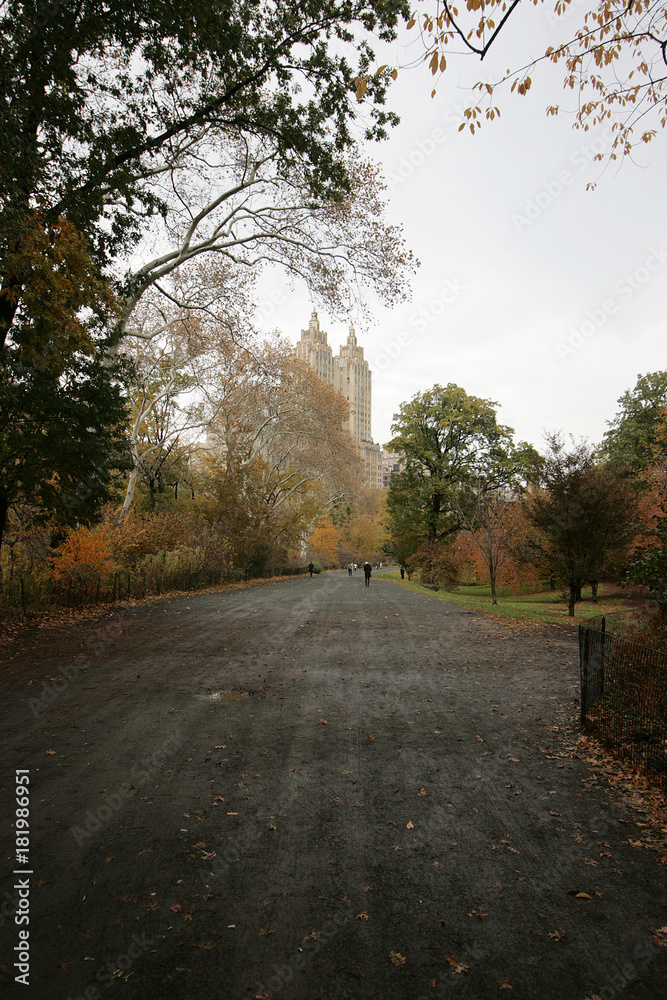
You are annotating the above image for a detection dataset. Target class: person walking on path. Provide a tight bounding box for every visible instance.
[308,562,314,577]
[347,563,353,576]
[400,565,405,580]
[363,561,372,587]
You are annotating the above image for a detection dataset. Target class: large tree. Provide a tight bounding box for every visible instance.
[0,348,130,551]
[1,0,408,359]
[526,435,635,615]
[452,439,540,602]
[386,383,515,549]
[202,336,361,573]
[602,371,667,471]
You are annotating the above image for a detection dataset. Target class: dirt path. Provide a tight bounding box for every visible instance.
[1,571,666,999]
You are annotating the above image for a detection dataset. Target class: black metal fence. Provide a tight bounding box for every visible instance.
[579,617,667,787]
[1,564,309,615]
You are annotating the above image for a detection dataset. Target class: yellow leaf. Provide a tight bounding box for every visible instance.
[407,820,414,829]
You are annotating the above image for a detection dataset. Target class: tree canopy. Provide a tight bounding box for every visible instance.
[602,371,667,471]
[1,0,409,358]
[386,382,516,546]
[526,434,635,614]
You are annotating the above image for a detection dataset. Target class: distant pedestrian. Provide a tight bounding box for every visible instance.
[347,563,353,576]
[308,562,314,577]
[400,565,405,580]
[353,563,357,573]
[363,561,372,587]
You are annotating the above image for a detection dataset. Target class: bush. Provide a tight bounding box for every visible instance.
[414,540,458,589]
[51,525,115,595]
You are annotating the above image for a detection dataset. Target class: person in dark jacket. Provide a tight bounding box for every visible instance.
[308,562,314,577]
[363,561,372,587]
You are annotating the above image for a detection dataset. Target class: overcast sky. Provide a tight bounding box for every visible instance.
[255,7,667,451]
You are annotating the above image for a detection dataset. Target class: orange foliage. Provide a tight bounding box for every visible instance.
[308,518,341,565]
[51,525,115,588]
[630,462,667,555]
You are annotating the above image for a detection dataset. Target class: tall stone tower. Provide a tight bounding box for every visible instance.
[295,312,382,489]
[335,327,372,445]
[295,311,334,385]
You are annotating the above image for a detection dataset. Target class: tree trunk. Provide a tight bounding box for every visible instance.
[0,488,9,564]
[549,575,555,591]
[122,464,141,514]
[489,560,497,605]
[591,579,598,603]
[568,583,576,617]
[575,584,582,602]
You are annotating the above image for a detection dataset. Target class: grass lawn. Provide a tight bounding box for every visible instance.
[384,572,641,629]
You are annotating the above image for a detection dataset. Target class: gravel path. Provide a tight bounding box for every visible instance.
[1,570,666,999]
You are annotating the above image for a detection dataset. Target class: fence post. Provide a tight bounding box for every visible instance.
[600,616,606,698]
[580,626,590,726]
[20,575,26,617]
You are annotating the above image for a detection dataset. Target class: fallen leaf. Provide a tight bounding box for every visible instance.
[499,981,513,990]
[366,733,375,741]
[355,912,370,921]
[407,820,414,829]
[192,939,216,949]
[418,787,428,796]
[46,750,56,756]
[389,950,406,966]
[548,928,566,941]
[444,954,468,974]
[468,907,487,919]
[259,924,275,936]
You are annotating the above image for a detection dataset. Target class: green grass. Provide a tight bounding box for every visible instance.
[384,573,641,628]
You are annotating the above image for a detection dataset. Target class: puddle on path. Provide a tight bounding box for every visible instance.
[204,690,248,702]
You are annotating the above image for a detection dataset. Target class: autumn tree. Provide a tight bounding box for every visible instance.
[308,518,342,567]
[386,383,515,555]
[334,489,388,564]
[526,435,635,615]
[625,461,667,614]
[452,442,540,603]
[115,143,415,352]
[204,337,361,574]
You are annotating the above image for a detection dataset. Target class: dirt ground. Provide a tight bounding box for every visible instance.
[1,569,666,1000]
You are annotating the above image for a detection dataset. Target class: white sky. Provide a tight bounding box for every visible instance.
[255,7,667,451]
